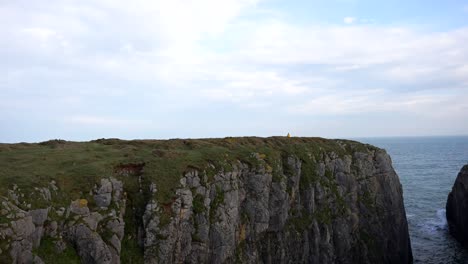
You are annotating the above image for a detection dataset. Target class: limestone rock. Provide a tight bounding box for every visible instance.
[66,223,113,264]
[33,255,45,264]
[94,178,113,208]
[30,209,48,226]
[69,199,90,216]
[143,148,412,264]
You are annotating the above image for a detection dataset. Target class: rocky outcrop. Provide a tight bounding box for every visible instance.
[446,164,468,248]
[0,178,125,264]
[0,138,412,263]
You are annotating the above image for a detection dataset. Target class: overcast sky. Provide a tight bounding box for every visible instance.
[2,0,468,142]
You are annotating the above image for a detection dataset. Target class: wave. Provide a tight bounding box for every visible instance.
[420,208,448,234]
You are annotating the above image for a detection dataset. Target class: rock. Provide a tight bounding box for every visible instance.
[15,212,26,218]
[94,193,112,208]
[10,216,35,239]
[446,164,468,248]
[33,254,45,264]
[45,221,58,237]
[108,234,121,252]
[30,208,48,226]
[143,147,412,264]
[31,226,44,248]
[37,187,52,201]
[110,178,123,202]
[94,178,113,208]
[56,207,66,217]
[49,180,59,191]
[54,240,67,253]
[69,199,90,216]
[83,212,103,231]
[60,178,125,264]
[67,223,113,264]
[10,239,33,264]
[93,178,123,208]
[106,219,125,240]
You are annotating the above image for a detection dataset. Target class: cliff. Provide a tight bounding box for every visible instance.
[0,137,412,263]
[446,164,468,248]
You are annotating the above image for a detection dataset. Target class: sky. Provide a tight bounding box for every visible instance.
[2,0,468,142]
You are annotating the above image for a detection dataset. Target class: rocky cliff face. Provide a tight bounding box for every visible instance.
[0,137,412,263]
[0,178,125,264]
[446,164,468,248]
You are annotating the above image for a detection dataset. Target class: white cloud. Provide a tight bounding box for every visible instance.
[1,0,468,138]
[289,91,468,119]
[199,69,312,101]
[238,23,467,65]
[344,17,356,24]
[5,1,468,92]
[384,66,439,82]
[21,27,57,40]
[455,64,468,80]
[231,23,468,89]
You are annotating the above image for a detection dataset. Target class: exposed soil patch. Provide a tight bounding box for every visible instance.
[114,162,145,176]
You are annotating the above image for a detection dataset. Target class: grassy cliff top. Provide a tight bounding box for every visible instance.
[0,137,379,206]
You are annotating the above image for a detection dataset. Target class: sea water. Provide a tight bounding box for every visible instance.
[359,136,468,263]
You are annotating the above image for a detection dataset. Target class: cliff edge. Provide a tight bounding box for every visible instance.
[0,137,412,263]
[446,164,468,248]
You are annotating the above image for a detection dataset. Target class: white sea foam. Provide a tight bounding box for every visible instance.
[406,213,415,219]
[421,209,448,233]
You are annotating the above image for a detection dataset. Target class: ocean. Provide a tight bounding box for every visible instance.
[359,136,468,263]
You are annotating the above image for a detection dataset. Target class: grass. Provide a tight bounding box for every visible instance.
[0,136,378,220]
[0,137,372,206]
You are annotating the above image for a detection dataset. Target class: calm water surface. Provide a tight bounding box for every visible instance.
[358,136,468,263]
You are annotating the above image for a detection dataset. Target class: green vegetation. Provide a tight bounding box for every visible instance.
[0,238,12,263]
[314,207,333,225]
[210,185,225,222]
[35,237,81,264]
[120,189,145,262]
[359,190,376,211]
[287,209,313,232]
[0,137,373,205]
[120,233,145,263]
[192,193,205,214]
[234,239,246,264]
